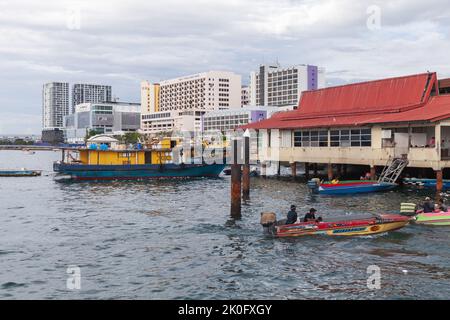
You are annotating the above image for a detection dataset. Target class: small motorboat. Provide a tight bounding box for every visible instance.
[260,212,411,237]
[308,179,397,195]
[0,169,42,177]
[414,211,450,226]
[403,177,450,189]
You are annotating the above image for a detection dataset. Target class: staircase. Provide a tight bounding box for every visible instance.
[378,156,409,184]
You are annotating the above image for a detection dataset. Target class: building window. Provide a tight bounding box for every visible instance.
[330,128,371,147]
[293,130,328,147]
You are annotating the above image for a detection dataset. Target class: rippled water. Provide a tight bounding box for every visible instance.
[0,150,449,299]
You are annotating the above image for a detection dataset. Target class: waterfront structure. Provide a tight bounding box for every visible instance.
[42,82,70,129]
[249,63,325,108]
[202,106,283,132]
[64,101,140,143]
[244,72,450,188]
[71,84,112,113]
[439,78,450,94]
[141,71,241,134]
[241,86,250,107]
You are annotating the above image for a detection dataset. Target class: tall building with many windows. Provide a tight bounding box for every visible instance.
[141,71,241,134]
[249,64,325,107]
[71,84,112,113]
[42,82,69,129]
[241,86,250,107]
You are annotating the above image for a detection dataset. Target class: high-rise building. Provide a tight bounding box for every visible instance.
[141,81,160,114]
[249,64,325,107]
[241,86,250,107]
[42,82,69,129]
[71,84,112,113]
[141,71,241,134]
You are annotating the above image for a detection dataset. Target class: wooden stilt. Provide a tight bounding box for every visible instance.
[327,164,333,181]
[231,139,242,218]
[242,136,250,200]
[291,162,297,179]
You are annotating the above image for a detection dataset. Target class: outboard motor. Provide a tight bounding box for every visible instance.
[307,178,321,194]
[260,212,277,235]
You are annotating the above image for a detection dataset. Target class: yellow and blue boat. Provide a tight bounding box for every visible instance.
[53,139,225,181]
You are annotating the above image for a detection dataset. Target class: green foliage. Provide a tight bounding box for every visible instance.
[84,129,102,142]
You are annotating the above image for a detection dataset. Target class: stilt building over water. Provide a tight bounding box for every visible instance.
[244,72,450,190]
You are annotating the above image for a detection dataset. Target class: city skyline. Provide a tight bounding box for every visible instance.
[1,0,450,134]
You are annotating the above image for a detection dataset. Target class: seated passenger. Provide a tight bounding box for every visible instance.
[286,205,298,225]
[422,197,434,213]
[303,208,317,222]
[437,199,448,212]
[331,178,340,184]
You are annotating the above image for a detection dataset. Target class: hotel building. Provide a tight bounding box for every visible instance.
[141,71,241,134]
[249,64,325,108]
[71,84,112,114]
[42,82,70,129]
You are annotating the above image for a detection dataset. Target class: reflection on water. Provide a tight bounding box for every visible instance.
[0,150,449,299]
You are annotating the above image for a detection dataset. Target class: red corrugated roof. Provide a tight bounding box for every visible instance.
[244,72,447,130]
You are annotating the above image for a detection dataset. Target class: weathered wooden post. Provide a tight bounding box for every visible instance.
[231,138,242,218]
[313,163,318,176]
[327,163,333,181]
[370,165,376,180]
[261,162,267,178]
[290,161,297,179]
[436,169,443,193]
[304,162,310,180]
[242,131,250,200]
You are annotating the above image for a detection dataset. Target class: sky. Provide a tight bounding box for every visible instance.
[0,0,450,135]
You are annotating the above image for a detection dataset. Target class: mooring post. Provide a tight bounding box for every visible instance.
[327,163,333,181]
[290,161,297,179]
[370,166,376,180]
[261,162,267,178]
[436,169,443,194]
[231,139,242,218]
[304,162,310,180]
[242,133,250,200]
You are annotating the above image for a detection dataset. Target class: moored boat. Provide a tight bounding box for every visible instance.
[308,179,397,195]
[0,169,41,177]
[403,177,450,189]
[261,212,411,237]
[53,145,226,181]
[414,211,450,226]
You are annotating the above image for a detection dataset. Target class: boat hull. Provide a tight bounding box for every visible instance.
[0,170,41,177]
[317,182,397,195]
[275,214,410,237]
[53,163,226,180]
[415,212,450,226]
[403,178,450,189]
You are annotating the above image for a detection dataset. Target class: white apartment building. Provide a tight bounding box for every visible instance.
[72,83,112,113]
[141,71,241,134]
[249,64,325,107]
[42,82,70,129]
[241,86,250,107]
[202,106,290,132]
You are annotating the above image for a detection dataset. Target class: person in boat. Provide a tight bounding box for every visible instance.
[285,205,298,225]
[303,208,317,222]
[437,199,448,212]
[421,197,434,213]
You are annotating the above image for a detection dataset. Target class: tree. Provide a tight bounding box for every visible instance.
[85,129,102,142]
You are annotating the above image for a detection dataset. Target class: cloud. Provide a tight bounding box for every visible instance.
[0,0,449,134]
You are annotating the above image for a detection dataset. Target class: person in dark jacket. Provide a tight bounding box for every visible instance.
[303,208,317,222]
[422,197,434,213]
[286,205,298,225]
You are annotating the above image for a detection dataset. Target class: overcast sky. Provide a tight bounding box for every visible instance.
[1,0,450,135]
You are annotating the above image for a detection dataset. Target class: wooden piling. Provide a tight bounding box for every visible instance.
[313,163,318,176]
[242,135,250,200]
[436,169,443,193]
[291,162,297,179]
[305,162,310,180]
[261,162,267,178]
[327,164,333,181]
[370,166,376,180]
[230,139,242,218]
